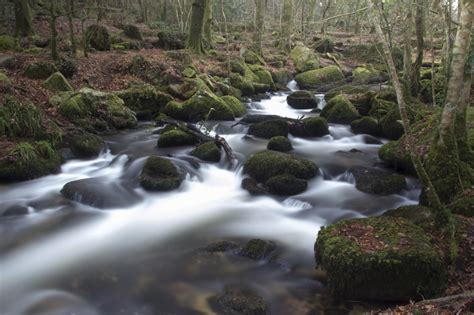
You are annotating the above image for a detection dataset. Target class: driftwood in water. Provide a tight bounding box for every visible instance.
[156,118,236,164]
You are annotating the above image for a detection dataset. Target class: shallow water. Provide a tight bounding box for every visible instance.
[0,82,418,314]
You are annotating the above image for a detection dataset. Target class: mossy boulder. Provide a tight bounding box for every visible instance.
[229,73,255,96]
[352,66,385,84]
[243,49,265,65]
[449,191,474,217]
[272,69,292,86]
[0,35,17,51]
[85,24,111,51]
[239,239,279,261]
[290,117,329,138]
[315,216,447,301]
[266,174,308,196]
[379,140,415,175]
[0,141,61,182]
[157,30,186,50]
[51,88,137,131]
[0,72,11,91]
[252,67,276,90]
[267,136,293,152]
[25,61,57,80]
[158,129,198,148]
[383,205,434,226]
[116,84,173,120]
[295,66,345,89]
[221,95,246,117]
[190,142,221,162]
[243,150,318,183]
[69,132,104,158]
[350,167,406,195]
[287,90,319,109]
[314,37,335,53]
[248,119,289,139]
[379,108,405,140]
[123,24,143,40]
[42,72,73,92]
[139,156,183,191]
[289,45,320,73]
[163,90,235,122]
[350,117,381,137]
[321,95,361,124]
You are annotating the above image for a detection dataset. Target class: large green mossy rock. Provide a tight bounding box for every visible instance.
[0,142,61,182]
[116,84,172,120]
[449,190,474,217]
[191,141,221,162]
[379,140,415,175]
[229,73,255,96]
[350,167,406,195]
[25,61,57,80]
[251,67,276,90]
[266,174,308,196]
[229,59,274,95]
[51,88,137,131]
[248,119,289,139]
[0,35,17,51]
[86,24,111,51]
[290,117,329,138]
[383,205,434,227]
[267,136,293,152]
[350,117,381,137]
[352,65,385,84]
[289,45,320,73]
[43,72,73,92]
[315,216,447,301]
[287,90,319,109]
[320,95,360,124]
[139,156,183,191]
[123,24,143,40]
[243,49,265,65]
[69,132,104,158]
[221,95,246,117]
[163,90,235,122]
[379,108,405,140]
[295,66,344,89]
[158,129,198,148]
[243,150,318,182]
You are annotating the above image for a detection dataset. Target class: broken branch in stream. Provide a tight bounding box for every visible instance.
[156,118,237,164]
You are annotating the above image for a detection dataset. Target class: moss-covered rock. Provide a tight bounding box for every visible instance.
[350,167,406,195]
[350,117,381,137]
[116,84,172,120]
[448,191,474,217]
[272,69,292,88]
[229,73,255,96]
[241,177,268,195]
[190,141,221,162]
[163,90,235,122]
[314,37,334,53]
[352,65,385,84]
[0,35,17,51]
[379,108,405,140]
[25,61,57,80]
[221,95,246,117]
[239,239,279,261]
[243,49,265,65]
[243,150,318,182]
[248,119,289,139]
[252,67,276,90]
[123,24,143,40]
[85,24,111,51]
[321,95,361,124]
[209,285,267,315]
[0,141,61,182]
[69,132,104,158]
[139,156,183,191]
[383,205,434,226]
[290,117,330,138]
[0,72,11,91]
[157,30,186,50]
[287,90,319,109]
[379,140,415,175]
[158,129,198,148]
[315,216,447,301]
[42,72,73,92]
[266,174,308,196]
[289,45,320,73]
[267,136,293,152]
[51,88,137,131]
[295,66,345,90]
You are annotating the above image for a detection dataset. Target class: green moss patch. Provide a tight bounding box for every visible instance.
[321,95,361,124]
[190,142,221,162]
[43,72,73,92]
[295,66,344,89]
[139,156,183,191]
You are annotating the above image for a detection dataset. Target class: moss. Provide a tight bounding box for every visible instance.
[0,141,61,181]
[383,205,434,227]
[209,285,267,315]
[350,166,406,195]
[157,30,186,50]
[380,108,405,140]
[230,73,255,96]
[468,106,474,149]
[351,117,381,137]
[158,130,198,147]
[86,24,111,51]
[289,45,320,73]
[243,49,265,65]
[325,85,372,102]
[221,95,246,117]
[287,90,319,109]
[448,192,474,217]
[243,150,318,182]
[239,239,278,261]
[42,72,73,92]
[252,67,276,90]
[116,84,172,120]
[266,174,308,196]
[369,98,396,119]
[271,69,292,86]
[295,65,345,90]
[352,65,384,84]
[315,216,447,301]
[267,136,293,152]
[0,35,17,51]
[69,132,104,158]
[290,117,330,138]
[139,156,183,191]
[321,95,361,124]
[123,24,143,40]
[314,37,335,53]
[379,140,415,175]
[248,119,289,139]
[25,61,57,80]
[190,141,221,162]
[0,97,45,139]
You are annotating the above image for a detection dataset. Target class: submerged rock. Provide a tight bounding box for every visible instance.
[315,216,447,301]
[248,119,289,139]
[350,167,406,195]
[241,177,268,195]
[295,66,344,90]
[239,239,279,261]
[267,136,293,152]
[209,285,268,315]
[286,90,319,109]
[190,142,221,162]
[139,156,183,191]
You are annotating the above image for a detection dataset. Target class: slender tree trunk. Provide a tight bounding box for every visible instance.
[187,0,208,54]
[411,0,425,95]
[67,0,77,57]
[14,0,34,37]
[403,1,414,93]
[280,0,293,52]
[253,0,265,54]
[320,0,332,34]
[219,0,230,75]
[50,0,59,61]
[203,0,212,46]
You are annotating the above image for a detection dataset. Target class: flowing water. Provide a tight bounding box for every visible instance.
[0,83,419,315]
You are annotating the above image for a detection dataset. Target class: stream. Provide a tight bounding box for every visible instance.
[0,82,419,314]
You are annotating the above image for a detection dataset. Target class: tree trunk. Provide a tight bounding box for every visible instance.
[403,1,413,93]
[203,0,212,46]
[14,0,34,37]
[253,0,265,54]
[320,0,332,34]
[411,0,425,95]
[50,0,59,61]
[67,0,77,57]
[280,0,293,52]
[187,0,208,54]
